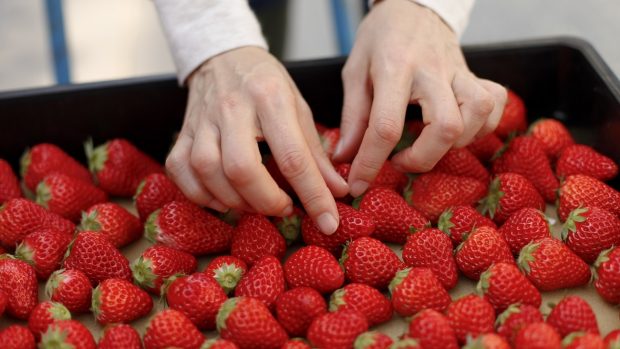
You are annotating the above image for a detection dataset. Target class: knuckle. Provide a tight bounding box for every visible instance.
[223,158,256,185]
[472,91,495,117]
[278,148,309,179]
[218,92,242,113]
[247,77,284,103]
[190,152,219,178]
[373,118,402,145]
[165,153,185,176]
[257,197,287,216]
[437,119,464,143]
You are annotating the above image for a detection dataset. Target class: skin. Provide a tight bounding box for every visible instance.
[166,0,507,235]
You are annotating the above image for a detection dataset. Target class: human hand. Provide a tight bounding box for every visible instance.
[166,47,348,234]
[333,0,507,197]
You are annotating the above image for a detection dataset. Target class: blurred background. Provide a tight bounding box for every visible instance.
[1,0,619,92]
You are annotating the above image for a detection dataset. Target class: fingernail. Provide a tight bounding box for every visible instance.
[317,212,339,235]
[350,180,369,197]
[333,139,344,158]
[282,205,294,217]
[209,200,228,213]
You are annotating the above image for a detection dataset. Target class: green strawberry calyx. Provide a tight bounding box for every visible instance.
[216,297,241,332]
[49,302,71,321]
[479,177,504,219]
[131,256,157,290]
[561,331,586,347]
[592,246,615,281]
[402,174,417,206]
[390,338,420,349]
[329,287,347,312]
[160,273,185,300]
[437,208,454,237]
[211,263,244,295]
[560,207,588,241]
[133,178,147,202]
[388,268,411,296]
[14,242,35,265]
[91,284,103,320]
[78,209,102,232]
[40,326,73,349]
[144,209,162,243]
[35,180,52,209]
[609,338,620,349]
[517,241,540,275]
[276,215,301,245]
[45,269,65,299]
[476,267,492,296]
[84,138,108,174]
[339,241,351,266]
[353,331,382,348]
[19,148,31,178]
[495,303,522,327]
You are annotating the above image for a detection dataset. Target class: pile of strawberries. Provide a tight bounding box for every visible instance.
[1,89,620,349]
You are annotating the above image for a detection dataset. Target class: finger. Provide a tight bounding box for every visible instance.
[451,73,495,147]
[476,79,508,137]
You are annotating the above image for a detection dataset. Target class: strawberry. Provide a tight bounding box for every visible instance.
[562,332,605,349]
[330,283,393,326]
[85,138,163,197]
[63,231,132,285]
[446,294,496,344]
[433,148,490,182]
[132,244,197,294]
[319,127,340,157]
[517,237,590,291]
[264,155,294,195]
[562,206,620,263]
[0,289,6,317]
[204,255,247,294]
[272,206,304,245]
[0,255,38,319]
[335,162,408,192]
[78,202,142,247]
[476,262,541,313]
[281,339,312,349]
[134,172,189,221]
[405,309,458,349]
[356,187,430,244]
[546,296,599,337]
[594,246,620,303]
[495,89,527,139]
[302,202,375,255]
[93,278,153,324]
[40,320,96,349]
[276,287,327,337]
[0,325,35,349]
[165,272,227,330]
[234,255,286,310]
[438,205,496,247]
[353,331,393,349]
[231,214,286,266]
[462,333,510,349]
[558,174,620,221]
[35,172,108,222]
[497,207,550,255]
[217,296,288,348]
[556,144,618,181]
[0,159,21,203]
[15,229,72,280]
[45,269,92,314]
[388,267,451,316]
[340,236,405,289]
[604,330,620,348]
[283,245,344,294]
[145,200,233,256]
[528,118,574,159]
[480,173,545,224]
[144,309,204,349]
[402,227,458,290]
[513,322,561,349]
[455,226,514,280]
[21,143,92,192]
[98,324,142,349]
[27,301,71,340]
[307,309,369,349]
[202,339,240,349]
[496,304,544,345]
[467,133,504,163]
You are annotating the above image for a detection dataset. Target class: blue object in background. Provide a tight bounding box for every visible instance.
[44,0,70,84]
[331,0,353,55]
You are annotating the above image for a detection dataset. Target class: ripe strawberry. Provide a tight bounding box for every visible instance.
[495,89,527,139]
[467,133,504,163]
[498,207,550,255]
[21,143,92,192]
[563,206,620,263]
[93,278,153,324]
[15,229,72,280]
[319,127,340,157]
[513,322,561,349]
[63,231,132,285]
[446,294,496,344]
[204,255,247,294]
[35,172,108,222]
[27,301,71,340]
[134,172,189,221]
[455,226,514,280]
[402,228,458,290]
[463,333,510,349]
[132,244,197,294]
[353,331,393,349]
[562,332,605,349]
[594,246,620,303]
[85,138,163,197]
[284,245,344,294]
[40,320,96,349]
[144,309,204,349]
[272,206,305,245]
[231,214,286,266]
[405,309,458,349]
[98,324,142,349]
[517,237,590,291]
[480,173,545,224]
[0,255,38,319]
[45,269,92,314]
[556,144,618,181]
[276,287,327,337]
[546,296,599,337]
[335,162,408,192]
[234,255,286,310]
[0,325,35,349]
[434,148,490,182]
[357,187,430,244]
[145,200,233,256]
[330,283,392,326]
[341,236,405,289]
[604,330,620,348]
[496,304,544,345]
[0,289,6,317]
[307,309,369,349]
[78,202,142,247]
[281,339,311,349]
[528,118,574,159]
[388,267,451,316]
[165,272,227,330]
[476,262,541,313]
[438,205,496,247]
[558,174,620,221]
[0,159,21,203]
[217,296,288,348]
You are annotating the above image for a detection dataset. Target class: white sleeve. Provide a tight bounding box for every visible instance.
[153,0,268,85]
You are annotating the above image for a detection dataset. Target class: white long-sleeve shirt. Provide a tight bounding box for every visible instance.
[154,0,474,84]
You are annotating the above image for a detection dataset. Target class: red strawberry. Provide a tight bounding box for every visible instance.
[496,304,544,345]
[145,200,233,256]
[353,331,393,349]
[405,309,458,349]
[85,138,163,197]
[92,278,153,324]
[562,332,605,349]
[264,155,295,195]
[0,325,35,349]
[134,172,189,221]
[463,333,510,349]
[446,294,496,344]
[27,301,71,340]
[284,245,344,294]
[604,330,620,348]
[15,229,72,280]
[402,228,458,290]
[132,244,197,294]
[498,207,550,255]
[594,246,620,303]
[281,339,311,349]
[528,118,574,159]
[234,255,286,310]
[562,206,620,263]
[433,148,490,182]
[517,237,591,291]
[165,272,227,330]
[341,236,405,289]
[40,320,96,349]
[495,89,527,139]
[556,144,618,181]
[335,162,408,193]
[480,173,545,224]
[476,262,541,313]
[272,206,305,245]
[0,159,21,203]
[217,296,288,348]
[0,255,38,319]
[204,255,247,294]
[276,287,327,337]
[438,205,496,247]
[78,202,142,247]
[45,269,92,314]
[388,267,451,316]
[546,296,599,337]
[513,322,561,349]
[319,127,340,157]
[63,231,132,285]
[231,214,286,266]
[144,309,204,349]
[467,133,504,163]
[21,143,92,192]
[330,283,392,326]
[558,174,620,221]
[357,187,430,244]
[307,309,369,349]
[35,172,108,222]
[455,226,514,280]
[98,324,142,349]
[0,289,6,317]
